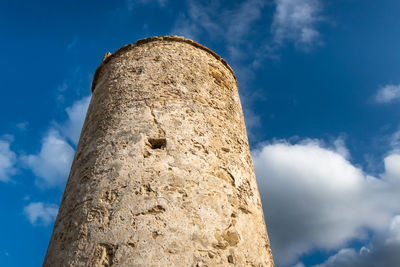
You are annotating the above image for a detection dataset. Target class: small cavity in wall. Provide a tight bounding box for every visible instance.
[148,138,166,149]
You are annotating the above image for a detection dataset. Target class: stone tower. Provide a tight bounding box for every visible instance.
[44,36,274,266]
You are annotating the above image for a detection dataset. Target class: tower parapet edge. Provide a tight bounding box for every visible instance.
[91,35,237,92]
[44,36,274,266]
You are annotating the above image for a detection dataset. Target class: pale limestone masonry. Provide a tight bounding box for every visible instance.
[43,36,274,266]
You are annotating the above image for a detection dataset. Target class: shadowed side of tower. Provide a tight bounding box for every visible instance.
[43,36,274,266]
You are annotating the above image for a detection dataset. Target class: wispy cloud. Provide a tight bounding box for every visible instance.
[171,0,270,137]
[375,83,400,103]
[224,0,266,61]
[24,202,58,226]
[127,0,167,11]
[171,0,222,41]
[253,139,400,266]
[22,95,90,188]
[66,37,79,50]
[0,136,17,182]
[271,0,323,50]
[22,130,75,188]
[170,0,327,138]
[16,122,29,131]
[61,96,91,145]
[171,0,266,61]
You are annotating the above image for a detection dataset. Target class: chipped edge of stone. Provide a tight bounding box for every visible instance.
[91,35,237,92]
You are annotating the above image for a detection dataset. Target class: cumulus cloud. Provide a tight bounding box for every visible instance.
[253,139,400,266]
[24,202,58,226]
[271,0,323,49]
[375,83,400,103]
[22,130,75,188]
[0,136,17,182]
[386,215,400,244]
[333,137,350,159]
[61,96,91,145]
[390,129,400,151]
[314,216,400,267]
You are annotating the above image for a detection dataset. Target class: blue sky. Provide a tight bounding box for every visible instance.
[1,0,400,266]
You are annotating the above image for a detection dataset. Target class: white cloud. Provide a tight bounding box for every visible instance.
[61,96,91,145]
[375,83,400,103]
[313,248,359,267]
[386,215,400,244]
[271,0,322,49]
[390,129,400,151]
[333,137,350,159]
[24,202,58,226]
[383,153,400,179]
[22,130,74,188]
[253,139,400,266]
[0,136,17,182]
[314,215,400,267]
[21,96,90,188]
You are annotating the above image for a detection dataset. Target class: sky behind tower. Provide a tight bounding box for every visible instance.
[1,0,400,266]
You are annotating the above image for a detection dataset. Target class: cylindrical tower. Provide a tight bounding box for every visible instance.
[44,36,274,266]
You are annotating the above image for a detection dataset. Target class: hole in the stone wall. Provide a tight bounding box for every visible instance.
[148,138,166,149]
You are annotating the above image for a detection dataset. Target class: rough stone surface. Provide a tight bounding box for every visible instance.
[43,36,274,267]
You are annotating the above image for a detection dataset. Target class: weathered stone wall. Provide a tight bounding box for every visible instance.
[44,36,274,266]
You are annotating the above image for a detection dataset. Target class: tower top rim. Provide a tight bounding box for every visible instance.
[91,35,237,92]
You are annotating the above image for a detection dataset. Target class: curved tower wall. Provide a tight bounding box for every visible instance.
[44,36,274,266]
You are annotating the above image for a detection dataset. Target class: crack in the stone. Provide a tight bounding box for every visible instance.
[144,100,166,137]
